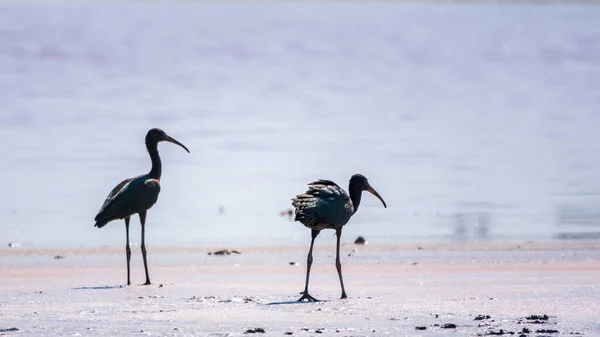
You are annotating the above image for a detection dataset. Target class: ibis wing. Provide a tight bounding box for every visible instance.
[310,179,338,187]
[292,180,353,228]
[94,175,162,226]
[94,177,135,221]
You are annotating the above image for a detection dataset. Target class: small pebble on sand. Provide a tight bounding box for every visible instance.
[354,236,367,244]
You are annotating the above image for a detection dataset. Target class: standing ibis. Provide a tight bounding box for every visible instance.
[291,174,387,302]
[94,128,190,286]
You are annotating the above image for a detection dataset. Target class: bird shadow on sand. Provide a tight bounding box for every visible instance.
[265,300,329,306]
[71,285,125,290]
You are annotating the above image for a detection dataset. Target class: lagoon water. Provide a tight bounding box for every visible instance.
[1,1,600,248]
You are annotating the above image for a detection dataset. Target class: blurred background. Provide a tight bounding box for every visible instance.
[1,1,599,249]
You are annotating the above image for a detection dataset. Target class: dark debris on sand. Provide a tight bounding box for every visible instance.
[208,249,242,255]
[536,329,559,334]
[484,329,513,336]
[244,328,265,334]
[517,314,552,325]
[418,313,565,337]
[0,328,19,333]
[477,326,538,336]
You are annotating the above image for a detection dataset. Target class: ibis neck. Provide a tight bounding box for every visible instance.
[146,141,162,180]
[348,182,362,214]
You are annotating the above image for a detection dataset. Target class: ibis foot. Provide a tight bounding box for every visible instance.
[140,281,152,286]
[297,292,319,302]
[340,293,348,299]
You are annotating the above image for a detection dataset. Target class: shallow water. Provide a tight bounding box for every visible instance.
[1,1,600,248]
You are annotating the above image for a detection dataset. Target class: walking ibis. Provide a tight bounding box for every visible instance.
[291,174,387,302]
[94,128,190,286]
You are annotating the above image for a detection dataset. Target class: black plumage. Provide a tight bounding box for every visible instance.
[292,174,387,302]
[94,128,189,286]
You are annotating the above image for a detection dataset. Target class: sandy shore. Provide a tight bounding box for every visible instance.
[1,242,599,336]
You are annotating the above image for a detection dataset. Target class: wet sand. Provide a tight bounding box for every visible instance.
[1,242,599,336]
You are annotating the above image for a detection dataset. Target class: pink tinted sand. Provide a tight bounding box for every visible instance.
[1,242,599,336]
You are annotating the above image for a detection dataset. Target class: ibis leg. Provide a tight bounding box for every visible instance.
[298,229,320,302]
[125,217,131,286]
[335,228,347,299]
[139,211,151,286]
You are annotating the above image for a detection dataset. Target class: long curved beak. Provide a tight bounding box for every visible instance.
[165,135,190,153]
[366,185,387,208]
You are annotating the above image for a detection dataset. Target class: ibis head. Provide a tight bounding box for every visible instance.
[349,174,387,208]
[145,128,190,153]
